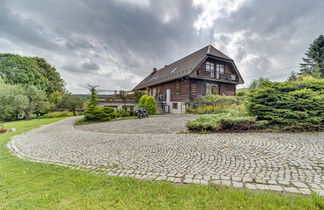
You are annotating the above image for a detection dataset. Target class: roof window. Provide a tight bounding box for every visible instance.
[171,67,177,73]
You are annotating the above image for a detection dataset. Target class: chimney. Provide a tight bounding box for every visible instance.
[151,67,157,75]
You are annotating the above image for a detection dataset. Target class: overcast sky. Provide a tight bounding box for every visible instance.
[1,0,323,93]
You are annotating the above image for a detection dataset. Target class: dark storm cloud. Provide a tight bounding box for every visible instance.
[0,0,323,92]
[211,0,324,84]
[0,1,61,51]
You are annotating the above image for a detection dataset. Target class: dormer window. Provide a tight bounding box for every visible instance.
[171,67,177,73]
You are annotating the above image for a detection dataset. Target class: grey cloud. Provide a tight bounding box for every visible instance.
[1,0,323,92]
[82,62,99,70]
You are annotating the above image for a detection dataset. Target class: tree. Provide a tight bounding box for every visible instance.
[0,79,49,120]
[87,85,98,110]
[300,35,324,78]
[61,94,85,116]
[248,77,270,89]
[17,86,50,120]
[49,91,63,109]
[287,71,298,81]
[32,57,65,94]
[0,54,65,95]
[0,79,24,121]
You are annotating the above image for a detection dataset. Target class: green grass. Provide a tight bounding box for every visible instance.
[0,118,323,209]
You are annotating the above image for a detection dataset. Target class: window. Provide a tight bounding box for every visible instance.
[231,74,236,81]
[175,81,180,94]
[172,103,178,109]
[216,64,220,79]
[219,64,225,74]
[206,61,213,72]
[206,61,215,77]
[206,83,219,95]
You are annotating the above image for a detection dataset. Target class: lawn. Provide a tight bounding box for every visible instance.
[0,118,323,209]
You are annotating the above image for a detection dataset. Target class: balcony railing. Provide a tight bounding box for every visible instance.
[217,72,238,82]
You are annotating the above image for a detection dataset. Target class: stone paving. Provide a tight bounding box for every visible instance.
[8,116,324,196]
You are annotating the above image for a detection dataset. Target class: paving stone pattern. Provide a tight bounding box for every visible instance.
[8,116,324,196]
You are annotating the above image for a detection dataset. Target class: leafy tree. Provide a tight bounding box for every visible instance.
[32,57,65,93]
[17,86,50,120]
[248,77,270,89]
[0,79,24,121]
[300,35,324,78]
[49,91,63,109]
[0,79,49,120]
[61,94,86,116]
[0,54,65,95]
[0,54,47,90]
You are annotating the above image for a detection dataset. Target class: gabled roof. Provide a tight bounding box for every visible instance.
[133,45,242,90]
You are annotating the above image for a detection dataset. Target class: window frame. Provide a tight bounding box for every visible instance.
[172,102,178,109]
[175,81,180,94]
[219,64,225,74]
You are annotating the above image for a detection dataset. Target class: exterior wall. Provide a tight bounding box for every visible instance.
[190,79,236,99]
[146,78,190,102]
[190,58,239,83]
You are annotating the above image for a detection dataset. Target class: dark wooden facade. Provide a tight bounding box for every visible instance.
[146,58,238,102]
[133,45,244,112]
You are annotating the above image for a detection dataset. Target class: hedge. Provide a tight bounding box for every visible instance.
[247,77,324,131]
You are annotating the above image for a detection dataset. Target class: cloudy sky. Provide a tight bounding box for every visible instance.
[1,0,323,93]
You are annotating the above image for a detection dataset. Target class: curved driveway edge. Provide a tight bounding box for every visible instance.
[7,117,324,196]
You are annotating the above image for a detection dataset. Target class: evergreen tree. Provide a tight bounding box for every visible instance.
[87,85,98,110]
[299,35,324,78]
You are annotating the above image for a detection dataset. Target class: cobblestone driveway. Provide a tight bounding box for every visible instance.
[8,116,324,196]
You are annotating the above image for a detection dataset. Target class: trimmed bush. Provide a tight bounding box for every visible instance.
[186,95,245,114]
[84,107,112,122]
[40,111,73,118]
[113,109,130,118]
[247,77,324,131]
[138,95,157,115]
[186,108,260,132]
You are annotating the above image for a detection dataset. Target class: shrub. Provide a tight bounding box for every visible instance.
[40,111,73,118]
[186,95,245,114]
[84,107,113,122]
[186,109,260,132]
[113,109,130,118]
[138,95,157,115]
[247,77,324,131]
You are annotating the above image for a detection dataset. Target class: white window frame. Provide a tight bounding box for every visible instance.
[216,64,220,79]
[210,62,215,78]
[219,64,225,74]
[206,61,211,72]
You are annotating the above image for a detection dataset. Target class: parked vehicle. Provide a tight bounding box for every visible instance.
[135,108,149,119]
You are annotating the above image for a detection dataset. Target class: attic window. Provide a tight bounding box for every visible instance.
[171,67,177,73]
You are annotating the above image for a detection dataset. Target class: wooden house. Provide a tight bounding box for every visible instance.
[133,45,244,113]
